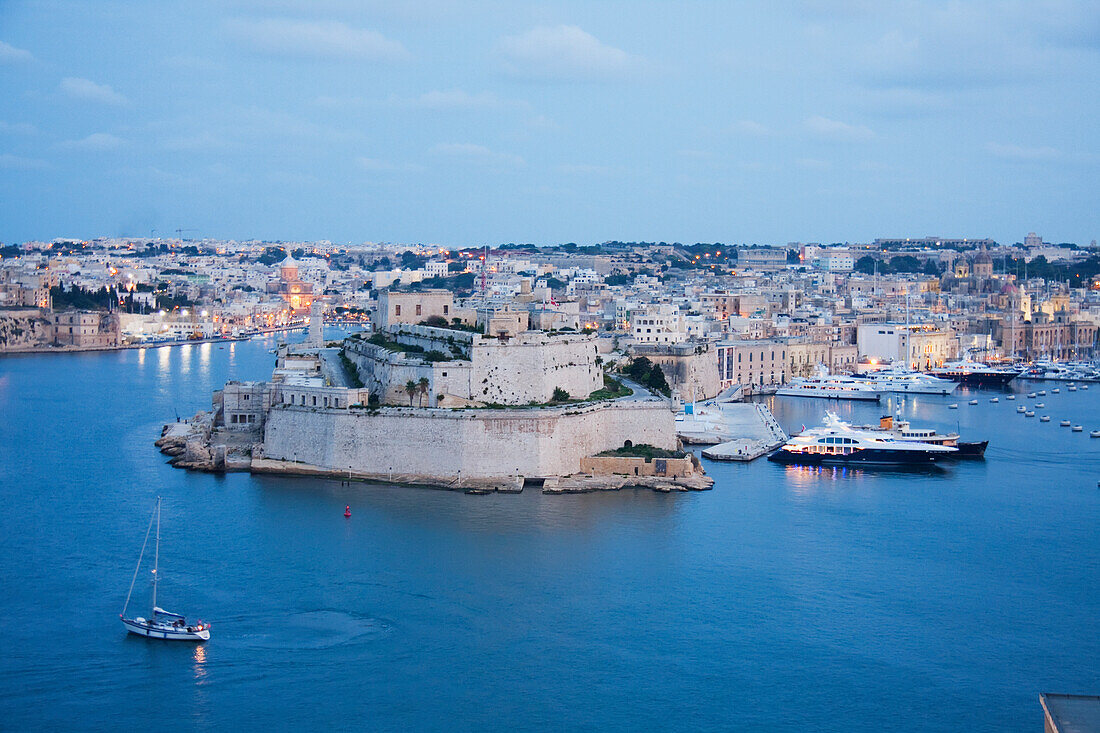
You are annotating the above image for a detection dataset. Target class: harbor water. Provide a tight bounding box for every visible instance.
[2,335,1099,731]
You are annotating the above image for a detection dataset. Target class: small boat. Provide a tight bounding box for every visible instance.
[1039,390,1047,396]
[1072,425,1083,432]
[1091,430,1100,438]
[1040,415,1050,422]
[120,498,210,642]
[948,404,958,409]
[1025,411,1035,417]
[1027,392,1037,398]
[989,397,999,403]
[1083,385,1090,390]
[1052,388,1060,394]
[1017,406,1026,413]
[1006,395,1016,400]
[1036,402,1045,408]
[968,399,978,405]
[1060,420,1071,427]
[1069,386,1078,392]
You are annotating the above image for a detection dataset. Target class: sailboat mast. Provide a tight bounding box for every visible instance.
[152,497,160,613]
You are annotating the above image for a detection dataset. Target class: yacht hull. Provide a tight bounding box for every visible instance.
[121,617,210,641]
[774,388,880,401]
[931,371,1017,387]
[767,448,942,465]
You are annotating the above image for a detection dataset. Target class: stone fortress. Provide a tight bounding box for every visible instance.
[158,290,711,494]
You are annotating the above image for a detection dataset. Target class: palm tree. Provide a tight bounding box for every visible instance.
[405,380,418,406]
[418,377,429,407]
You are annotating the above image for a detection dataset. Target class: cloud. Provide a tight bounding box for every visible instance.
[162,132,229,152]
[804,115,875,142]
[226,18,409,61]
[429,142,524,167]
[730,120,772,136]
[403,89,527,111]
[795,157,831,170]
[58,132,125,150]
[164,54,221,72]
[986,142,1060,161]
[0,153,49,169]
[59,77,129,105]
[0,41,34,63]
[0,121,38,135]
[356,157,422,172]
[499,25,639,81]
[317,89,528,112]
[556,163,614,175]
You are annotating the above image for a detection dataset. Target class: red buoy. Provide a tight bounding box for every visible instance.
[344,505,351,518]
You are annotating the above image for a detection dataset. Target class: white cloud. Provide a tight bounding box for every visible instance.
[795,157,831,170]
[318,89,528,112]
[405,89,526,111]
[0,153,48,169]
[986,142,1060,161]
[429,142,524,167]
[0,121,38,135]
[731,120,772,136]
[356,157,422,172]
[227,18,409,61]
[804,115,875,142]
[499,25,639,81]
[59,77,129,106]
[0,41,34,63]
[58,132,125,151]
[556,163,614,175]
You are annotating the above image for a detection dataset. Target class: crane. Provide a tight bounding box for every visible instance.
[174,227,197,240]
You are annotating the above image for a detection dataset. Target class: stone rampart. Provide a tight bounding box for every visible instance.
[262,399,675,480]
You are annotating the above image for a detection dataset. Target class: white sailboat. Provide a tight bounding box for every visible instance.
[120,498,210,641]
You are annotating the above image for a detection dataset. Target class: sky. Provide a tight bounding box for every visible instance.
[0,0,1098,246]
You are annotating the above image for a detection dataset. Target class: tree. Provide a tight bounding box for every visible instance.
[405,380,418,406]
[923,259,942,277]
[552,387,570,402]
[854,255,877,275]
[888,255,921,274]
[418,377,429,407]
[645,365,671,396]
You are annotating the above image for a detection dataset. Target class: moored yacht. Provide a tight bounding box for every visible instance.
[829,413,987,458]
[767,414,957,465]
[775,365,881,402]
[851,366,958,395]
[930,359,1021,387]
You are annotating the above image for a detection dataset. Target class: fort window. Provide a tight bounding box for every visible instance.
[394,305,401,316]
[415,304,422,316]
[443,305,449,314]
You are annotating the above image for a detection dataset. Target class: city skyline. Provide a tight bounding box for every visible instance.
[1,1,1098,245]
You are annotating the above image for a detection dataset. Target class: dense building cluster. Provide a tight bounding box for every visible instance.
[2,235,1099,402]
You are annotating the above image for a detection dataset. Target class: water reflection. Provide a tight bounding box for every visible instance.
[193,643,207,681]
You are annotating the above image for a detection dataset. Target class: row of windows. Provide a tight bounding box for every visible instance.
[818,436,857,445]
[284,393,343,408]
[394,304,449,316]
[229,413,257,424]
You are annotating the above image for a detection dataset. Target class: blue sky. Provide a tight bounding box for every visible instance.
[1,1,1097,245]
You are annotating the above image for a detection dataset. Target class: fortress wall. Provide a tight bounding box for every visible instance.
[261,400,674,480]
[471,336,602,404]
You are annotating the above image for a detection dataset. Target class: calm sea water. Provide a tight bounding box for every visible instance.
[2,335,1099,731]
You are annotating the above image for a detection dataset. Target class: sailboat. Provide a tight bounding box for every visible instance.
[120,497,210,641]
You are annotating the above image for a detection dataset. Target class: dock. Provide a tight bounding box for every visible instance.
[680,402,787,461]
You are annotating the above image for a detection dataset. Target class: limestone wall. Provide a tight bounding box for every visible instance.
[469,333,602,404]
[262,399,675,480]
[0,309,52,351]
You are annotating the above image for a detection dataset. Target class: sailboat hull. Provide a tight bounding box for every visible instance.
[121,617,210,641]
